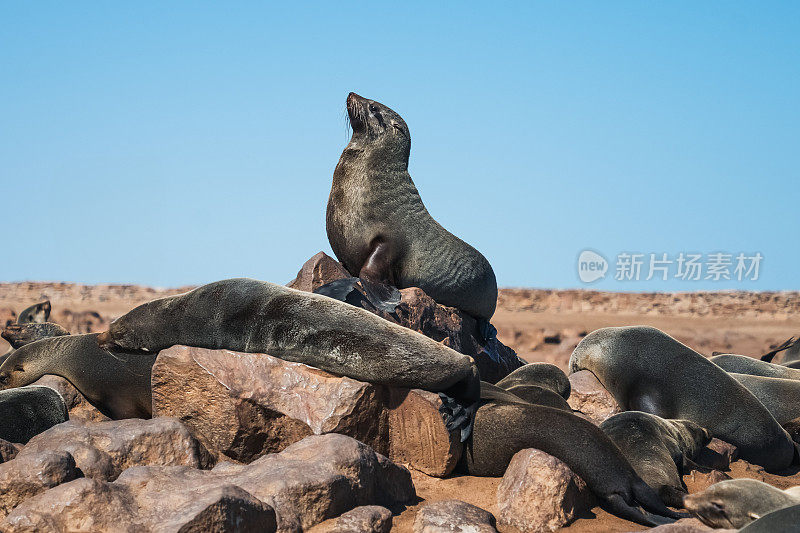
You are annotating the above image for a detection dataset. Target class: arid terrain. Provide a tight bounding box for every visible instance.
[1,280,799,531]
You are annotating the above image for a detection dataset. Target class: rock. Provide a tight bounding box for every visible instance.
[648,517,735,532]
[19,417,213,481]
[695,438,738,471]
[683,469,731,494]
[287,252,351,292]
[32,375,109,423]
[413,500,497,533]
[2,434,414,533]
[0,440,19,464]
[152,345,461,476]
[333,505,392,533]
[0,451,79,518]
[496,448,594,533]
[566,370,621,425]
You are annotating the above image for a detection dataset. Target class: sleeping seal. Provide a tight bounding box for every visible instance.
[683,479,800,529]
[495,362,571,399]
[326,93,497,320]
[0,385,68,443]
[711,353,800,380]
[599,411,711,507]
[569,326,797,471]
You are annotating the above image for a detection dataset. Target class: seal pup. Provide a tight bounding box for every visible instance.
[728,373,800,425]
[16,301,51,324]
[739,503,800,532]
[569,326,797,471]
[599,411,712,507]
[0,334,156,419]
[711,353,800,380]
[683,479,800,529]
[0,385,68,443]
[467,388,685,526]
[96,278,480,438]
[325,93,497,320]
[495,362,571,399]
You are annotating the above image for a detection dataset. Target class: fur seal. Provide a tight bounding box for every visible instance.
[711,353,800,380]
[569,326,797,471]
[0,385,68,443]
[16,301,51,324]
[481,380,571,412]
[683,479,800,529]
[760,336,800,365]
[495,362,571,399]
[466,388,685,526]
[739,503,800,532]
[325,93,497,320]
[2,322,70,349]
[599,411,712,507]
[728,373,800,425]
[0,334,156,419]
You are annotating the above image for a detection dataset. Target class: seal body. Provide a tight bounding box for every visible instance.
[683,479,800,529]
[0,334,156,420]
[711,353,800,380]
[495,362,571,399]
[739,503,800,532]
[2,322,70,349]
[569,326,796,471]
[326,93,497,320]
[600,411,711,507]
[729,373,800,425]
[0,385,67,443]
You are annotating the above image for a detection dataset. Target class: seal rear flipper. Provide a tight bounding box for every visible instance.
[761,337,797,363]
[438,365,482,442]
[632,480,689,520]
[602,494,684,527]
[477,320,502,363]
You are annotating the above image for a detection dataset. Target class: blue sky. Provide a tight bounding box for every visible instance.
[1,2,797,290]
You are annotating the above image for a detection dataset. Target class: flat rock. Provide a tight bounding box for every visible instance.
[19,417,213,481]
[333,505,392,533]
[497,448,594,533]
[152,345,461,476]
[0,451,79,519]
[413,500,497,533]
[2,434,413,533]
[566,370,621,424]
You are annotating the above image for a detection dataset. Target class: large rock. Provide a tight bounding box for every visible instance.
[566,370,621,425]
[0,440,19,464]
[286,251,351,292]
[2,434,414,533]
[152,345,461,476]
[332,505,392,533]
[18,417,213,481]
[413,500,497,533]
[496,448,594,533]
[0,451,79,519]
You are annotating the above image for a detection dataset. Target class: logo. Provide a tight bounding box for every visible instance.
[577,250,608,283]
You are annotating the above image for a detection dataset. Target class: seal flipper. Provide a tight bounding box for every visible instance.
[602,494,684,527]
[359,278,401,314]
[477,320,503,364]
[438,365,482,442]
[313,277,365,307]
[760,336,797,363]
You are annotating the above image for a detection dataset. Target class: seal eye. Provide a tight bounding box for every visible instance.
[369,104,379,113]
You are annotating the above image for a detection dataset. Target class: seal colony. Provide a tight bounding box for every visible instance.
[1,93,799,530]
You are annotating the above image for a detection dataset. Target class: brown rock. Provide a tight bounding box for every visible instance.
[566,370,621,425]
[287,251,351,292]
[683,469,731,494]
[0,440,19,464]
[333,505,392,533]
[496,448,594,533]
[695,438,739,471]
[413,500,497,533]
[19,417,213,481]
[2,434,413,533]
[0,451,79,518]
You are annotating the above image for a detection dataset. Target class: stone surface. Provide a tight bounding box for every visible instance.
[683,469,732,494]
[19,417,213,481]
[286,251,351,293]
[566,370,621,425]
[1,434,414,533]
[413,500,497,533]
[0,440,19,464]
[152,345,461,476]
[695,438,739,471]
[0,451,79,519]
[333,505,392,533]
[496,448,594,533]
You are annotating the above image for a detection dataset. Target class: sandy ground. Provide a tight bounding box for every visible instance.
[2,282,799,531]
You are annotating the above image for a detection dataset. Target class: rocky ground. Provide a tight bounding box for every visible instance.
[1,254,799,532]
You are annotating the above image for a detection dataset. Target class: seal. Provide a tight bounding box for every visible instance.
[728,373,800,425]
[0,333,156,419]
[569,326,797,471]
[711,353,800,380]
[16,300,51,324]
[683,479,800,529]
[599,411,712,507]
[0,385,68,443]
[739,503,800,532]
[95,278,481,437]
[495,362,571,399]
[481,380,571,412]
[466,389,685,526]
[325,93,497,320]
[2,322,70,349]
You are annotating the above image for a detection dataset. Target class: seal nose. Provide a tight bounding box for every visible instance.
[348,92,365,103]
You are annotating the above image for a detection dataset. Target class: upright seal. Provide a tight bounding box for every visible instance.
[325,93,497,320]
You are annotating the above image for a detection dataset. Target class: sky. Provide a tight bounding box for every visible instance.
[1,2,798,291]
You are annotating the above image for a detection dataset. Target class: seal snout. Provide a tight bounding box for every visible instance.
[346,92,368,131]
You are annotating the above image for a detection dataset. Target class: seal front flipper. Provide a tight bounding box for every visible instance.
[359,278,401,314]
[313,277,365,307]
[313,277,400,313]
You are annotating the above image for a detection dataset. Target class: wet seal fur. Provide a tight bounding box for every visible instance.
[326,93,497,320]
[600,411,712,507]
[0,385,68,443]
[569,326,797,471]
[0,333,156,419]
[683,479,800,529]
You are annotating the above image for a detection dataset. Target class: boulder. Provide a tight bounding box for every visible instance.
[496,448,594,533]
[2,434,414,533]
[333,505,393,533]
[286,252,351,292]
[695,438,739,471]
[566,370,620,424]
[413,500,497,533]
[152,345,461,476]
[19,417,213,481]
[0,440,19,464]
[0,451,79,519]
